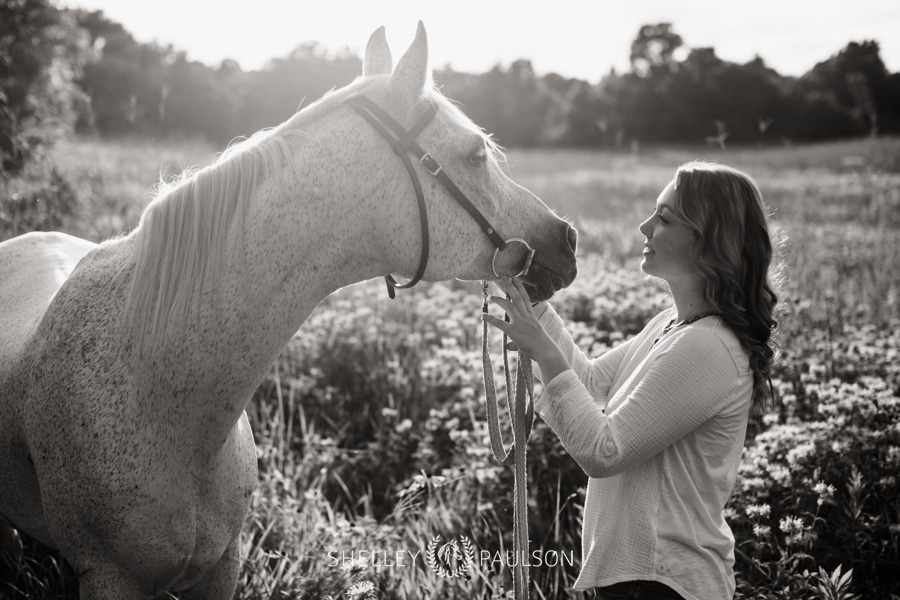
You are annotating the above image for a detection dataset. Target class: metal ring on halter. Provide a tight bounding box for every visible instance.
[491,238,536,279]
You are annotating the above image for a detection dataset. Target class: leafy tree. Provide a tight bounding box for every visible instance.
[559,80,611,147]
[662,47,725,141]
[12,11,898,149]
[437,61,559,147]
[237,42,360,138]
[592,23,690,145]
[664,50,786,143]
[583,26,899,146]
[160,54,245,143]
[0,0,92,177]
[804,41,899,135]
[75,10,169,135]
[630,23,684,78]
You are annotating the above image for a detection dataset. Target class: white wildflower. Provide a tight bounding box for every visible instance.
[746,504,772,519]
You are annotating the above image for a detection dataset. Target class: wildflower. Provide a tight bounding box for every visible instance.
[466,445,490,458]
[776,380,793,396]
[887,446,900,464]
[346,580,376,600]
[786,442,815,467]
[809,362,828,378]
[753,524,772,538]
[769,466,792,487]
[395,419,412,433]
[741,477,768,492]
[340,556,368,573]
[779,515,804,533]
[448,428,469,442]
[746,504,772,519]
[414,471,447,488]
[813,481,836,506]
[401,471,448,498]
[474,466,499,483]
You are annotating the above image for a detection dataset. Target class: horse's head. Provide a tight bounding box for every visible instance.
[347,23,577,301]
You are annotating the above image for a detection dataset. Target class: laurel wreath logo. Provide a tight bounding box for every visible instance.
[425,534,475,579]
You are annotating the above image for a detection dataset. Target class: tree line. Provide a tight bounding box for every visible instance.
[3,1,900,179]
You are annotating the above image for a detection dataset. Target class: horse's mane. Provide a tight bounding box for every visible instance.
[120,74,499,356]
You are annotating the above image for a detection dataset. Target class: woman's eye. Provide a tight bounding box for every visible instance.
[468,149,487,168]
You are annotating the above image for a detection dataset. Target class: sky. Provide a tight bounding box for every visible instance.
[59,0,900,82]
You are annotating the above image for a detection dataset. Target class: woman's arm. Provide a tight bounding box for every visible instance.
[482,278,744,478]
[537,329,743,478]
[483,278,633,401]
[535,302,634,399]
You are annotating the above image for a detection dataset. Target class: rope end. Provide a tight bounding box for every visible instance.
[385,277,396,299]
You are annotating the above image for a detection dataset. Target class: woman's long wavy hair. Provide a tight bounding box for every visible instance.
[672,161,780,413]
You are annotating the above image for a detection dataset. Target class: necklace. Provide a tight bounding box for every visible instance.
[652,310,721,346]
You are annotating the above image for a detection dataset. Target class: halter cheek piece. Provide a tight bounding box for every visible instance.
[346,95,535,298]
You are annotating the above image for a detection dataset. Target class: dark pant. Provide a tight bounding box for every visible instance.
[593,580,685,600]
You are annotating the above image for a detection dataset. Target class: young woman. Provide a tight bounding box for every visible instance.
[483,161,779,600]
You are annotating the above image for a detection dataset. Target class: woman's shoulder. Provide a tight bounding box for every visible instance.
[631,307,676,346]
[645,306,677,330]
[684,316,750,375]
[639,309,748,375]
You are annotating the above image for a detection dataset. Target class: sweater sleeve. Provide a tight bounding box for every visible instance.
[534,303,635,401]
[534,327,744,478]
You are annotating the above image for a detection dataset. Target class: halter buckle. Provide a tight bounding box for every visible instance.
[419,153,443,176]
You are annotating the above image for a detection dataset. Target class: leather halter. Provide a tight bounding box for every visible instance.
[347,95,526,298]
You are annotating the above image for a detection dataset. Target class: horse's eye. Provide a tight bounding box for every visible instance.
[468,148,487,169]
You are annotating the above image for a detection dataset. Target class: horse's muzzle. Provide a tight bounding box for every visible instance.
[522,223,577,302]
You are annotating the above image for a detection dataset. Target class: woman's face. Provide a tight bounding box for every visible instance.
[638,180,701,282]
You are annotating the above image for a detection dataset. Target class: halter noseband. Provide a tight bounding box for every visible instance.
[346,95,533,298]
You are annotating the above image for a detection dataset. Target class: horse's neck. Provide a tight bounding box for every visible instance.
[139,146,391,447]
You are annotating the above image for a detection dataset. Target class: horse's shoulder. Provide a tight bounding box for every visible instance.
[0,232,99,362]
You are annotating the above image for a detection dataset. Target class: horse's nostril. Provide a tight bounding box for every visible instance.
[565,224,578,254]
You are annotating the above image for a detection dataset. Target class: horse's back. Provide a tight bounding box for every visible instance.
[0,231,97,359]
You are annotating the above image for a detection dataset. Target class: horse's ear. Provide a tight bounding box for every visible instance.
[363,26,392,76]
[389,21,429,104]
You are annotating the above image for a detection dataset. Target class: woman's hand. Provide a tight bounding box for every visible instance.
[481,277,571,383]
[481,277,550,356]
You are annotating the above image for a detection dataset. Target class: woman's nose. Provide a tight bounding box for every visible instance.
[639,217,652,238]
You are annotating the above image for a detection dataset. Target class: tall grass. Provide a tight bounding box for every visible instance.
[1,136,898,599]
[15,136,219,242]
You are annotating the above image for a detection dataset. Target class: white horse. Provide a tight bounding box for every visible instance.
[0,23,576,598]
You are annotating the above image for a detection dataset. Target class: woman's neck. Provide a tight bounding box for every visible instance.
[668,276,716,322]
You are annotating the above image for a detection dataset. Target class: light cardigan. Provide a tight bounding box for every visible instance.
[534,304,752,600]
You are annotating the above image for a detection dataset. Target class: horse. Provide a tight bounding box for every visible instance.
[0,22,577,598]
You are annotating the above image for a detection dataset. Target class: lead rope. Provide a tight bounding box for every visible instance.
[481,281,535,599]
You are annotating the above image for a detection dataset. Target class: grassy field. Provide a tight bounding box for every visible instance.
[1,135,899,599]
